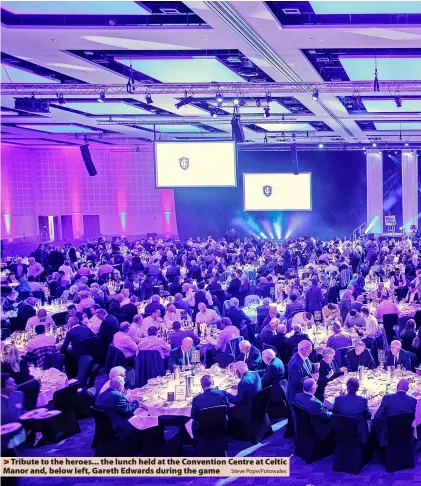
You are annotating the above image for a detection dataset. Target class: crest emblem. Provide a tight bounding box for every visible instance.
[263,185,272,197]
[179,157,189,170]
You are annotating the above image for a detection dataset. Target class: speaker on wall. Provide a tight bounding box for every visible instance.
[80,144,97,176]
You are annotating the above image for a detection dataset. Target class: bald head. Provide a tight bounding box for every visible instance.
[397,379,409,393]
[298,339,312,358]
[303,378,317,394]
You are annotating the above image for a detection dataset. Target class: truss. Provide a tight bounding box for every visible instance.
[3,80,421,96]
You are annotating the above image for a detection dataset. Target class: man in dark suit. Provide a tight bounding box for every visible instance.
[206,277,223,293]
[305,277,324,314]
[261,306,281,329]
[96,376,141,441]
[226,272,241,300]
[96,309,120,360]
[8,257,27,279]
[187,260,201,281]
[61,316,95,353]
[287,340,319,404]
[345,341,376,371]
[166,263,181,283]
[260,320,289,363]
[384,340,412,370]
[168,337,197,371]
[144,295,166,317]
[191,374,229,438]
[120,296,139,323]
[294,378,332,439]
[173,293,191,316]
[284,294,305,319]
[236,340,262,371]
[17,297,37,320]
[226,361,261,423]
[373,379,417,446]
[261,348,286,403]
[168,277,183,296]
[224,298,251,338]
[316,347,346,401]
[333,377,372,443]
[286,323,312,355]
[256,298,271,327]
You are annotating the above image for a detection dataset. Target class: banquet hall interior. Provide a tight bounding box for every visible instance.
[1,0,421,485]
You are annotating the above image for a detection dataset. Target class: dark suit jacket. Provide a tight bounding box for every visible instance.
[287,352,315,404]
[168,282,183,296]
[294,392,332,439]
[345,348,376,371]
[374,391,417,446]
[95,388,138,439]
[333,393,372,443]
[191,387,229,421]
[61,325,94,353]
[236,345,262,371]
[98,315,120,347]
[262,357,285,388]
[17,303,36,320]
[384,349,411,370]
[206,282,223,293]
[284,301,305,319]
[305,285,323,313]
[316,358,342,400]
[226,278,241,299]
[227,371,261,422]
[120,303,138,322]
[173,300,191,315]
[224,307,251,329]
[168,346,197,371]
[260,326,289,362]
[144,301,166,317]
[287,332,312,353]
[188,265,202,281]
[8,263,27,278]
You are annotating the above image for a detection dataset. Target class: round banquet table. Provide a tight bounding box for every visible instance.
[126,369,238,432]
[397,302,421,317]
[29,367,68,407]
[243,302,286,324]
[324,369,421,438]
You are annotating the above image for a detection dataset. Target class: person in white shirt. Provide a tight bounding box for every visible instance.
[292,311,315,331]
[139,309,164,337]
[360,306,379,340]
[113,321,137,359]
[195,302,220,326]
[85,307,102,334]
[25,309,55,331]
[215,317,240,352]
[182,283,195,308]
[163,304,191,330]
[58,261,74,280]
[121,288,130,306]
[128,314,144,344]
[137,326,171,359]
[27,257,44,279]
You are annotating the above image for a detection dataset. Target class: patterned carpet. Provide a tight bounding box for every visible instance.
[16,413,421,486]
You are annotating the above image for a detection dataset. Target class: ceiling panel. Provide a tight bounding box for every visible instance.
[340,56,421,81]
[256,123,315,132]
[310,1,421,14]
[138,125,211,133]
[374,122,421,130]
[1,64,59,83]
[1,1,150,15]
[363,99,421,113]
[16,124,100,134]
[55,102,150,115]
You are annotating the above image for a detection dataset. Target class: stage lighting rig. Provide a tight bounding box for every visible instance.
[175,93,193,109]
[145,93,153,104]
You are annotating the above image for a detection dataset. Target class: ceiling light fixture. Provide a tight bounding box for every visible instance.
[372,142,377,147]
[98,92,106,103]
[210,108,218,118]
[233,97,240,106]
[395,96,402,108]
[145,94,153,104]
[266,93,272,103]
[56,92,65,105]
[175,93,193,109]
[405,142,409,147]
[312,90,319,101]
[318,143,324,148]
[216,93,223,104]
[256,99,261,108]
[263,106,270,118]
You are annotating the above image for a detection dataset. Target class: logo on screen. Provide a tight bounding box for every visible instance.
[179,157,190,170]
[263,185,272,197]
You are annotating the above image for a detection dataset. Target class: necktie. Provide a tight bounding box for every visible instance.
[184,352,190,366]
[304,358,312,375]
[394,355,397,367]
[331,360,337,374]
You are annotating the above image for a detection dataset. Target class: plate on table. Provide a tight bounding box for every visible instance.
[19,408,48,420]
[147,378,160,386]
[0,423,22,436]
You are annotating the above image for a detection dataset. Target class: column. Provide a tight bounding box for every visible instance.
[402,150,419,231]
[366,150,383,233]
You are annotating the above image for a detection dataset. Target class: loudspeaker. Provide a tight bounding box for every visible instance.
[80,144,97,176]
[291,144,299,175]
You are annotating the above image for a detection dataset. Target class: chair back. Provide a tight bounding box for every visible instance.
[413,310,421,330]
[197,405,227,439]
[251,385,272,421]
[31,291,46,304]
[53,383,79,411]
[73,337,101,363]
[135,350,165,387]
[335,346,353,368]
[76,355,94,387]
[331,415,359,445]
[292,404,316,438]
[407,351,417,371]
[9,317,28,333]
[386,413,414,444]
[90,406,116,442]
[383,314,399,343]
[31,345,56,368]
[244,295,260,307]
[384,412,416,472]
[211,290,226,314]
[262,343,277,355]
[222,300,231,316]
[214,353,234,369]
[43,352,65,371]
[88,364,100,389]
[51,311,68,326]
[227,336,244,360]
[104,343,126,374]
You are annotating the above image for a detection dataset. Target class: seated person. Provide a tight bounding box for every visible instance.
[322,302,341,323]
[261,348,285,388]
[373,379,417,446]
[100,366,135,394]
[144,294,166,318]
[286,323,312,354]
[384,339,412,370]
[195,302,220,327]
[293,378,332,439]
[25,308,55,332]
[261,306,281,329]
[95,376,142,444]
[345,340,376,371]
[168,337,197,371]
[291,311,315,331]
[24,324,56,367]
[113,321,138,360]
[344,309,366,329]
[284,294,305,319]
[60,316,95,353]
[316,347,346,401]
[226,361,261,423]
[128,314,144,344]
[333,377,372,443]
[170,321,200,349]
[191,374,229,438]
[164,304,191,330]
[137,326,171,359]
[326,321,352,351]
[1,374,26,449]
[215,317,240,353]
[287,340,319,405]
[139,309,164,337]
[224,298,251,334]
[236,340,262,371]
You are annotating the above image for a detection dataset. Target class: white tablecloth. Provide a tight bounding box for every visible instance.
[30,367,68,407]
[324,369,421,438]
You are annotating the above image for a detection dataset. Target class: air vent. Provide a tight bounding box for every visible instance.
[282,8,301,15]
[160,7,180,14]
[226,57,242,63]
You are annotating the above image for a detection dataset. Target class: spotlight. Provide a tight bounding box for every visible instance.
[362,147,366,151]
[210,108,218,118]
[318,143,324,148]
[263,106,270,118]
[378,151,382,154]
[395,96,402,108]
[216,93,223,104]
[266,93,272,103]
[405,142,409,147]
[98,92,106,103]
[56,93,65,105]
[256,99,261,108]
[145,94,153,104]
[233,97,240,106]
[175,95,193,109]
[394,151,398,154]
[312,90,319,101]
[372,142,377,147]
[239,98,246,107]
